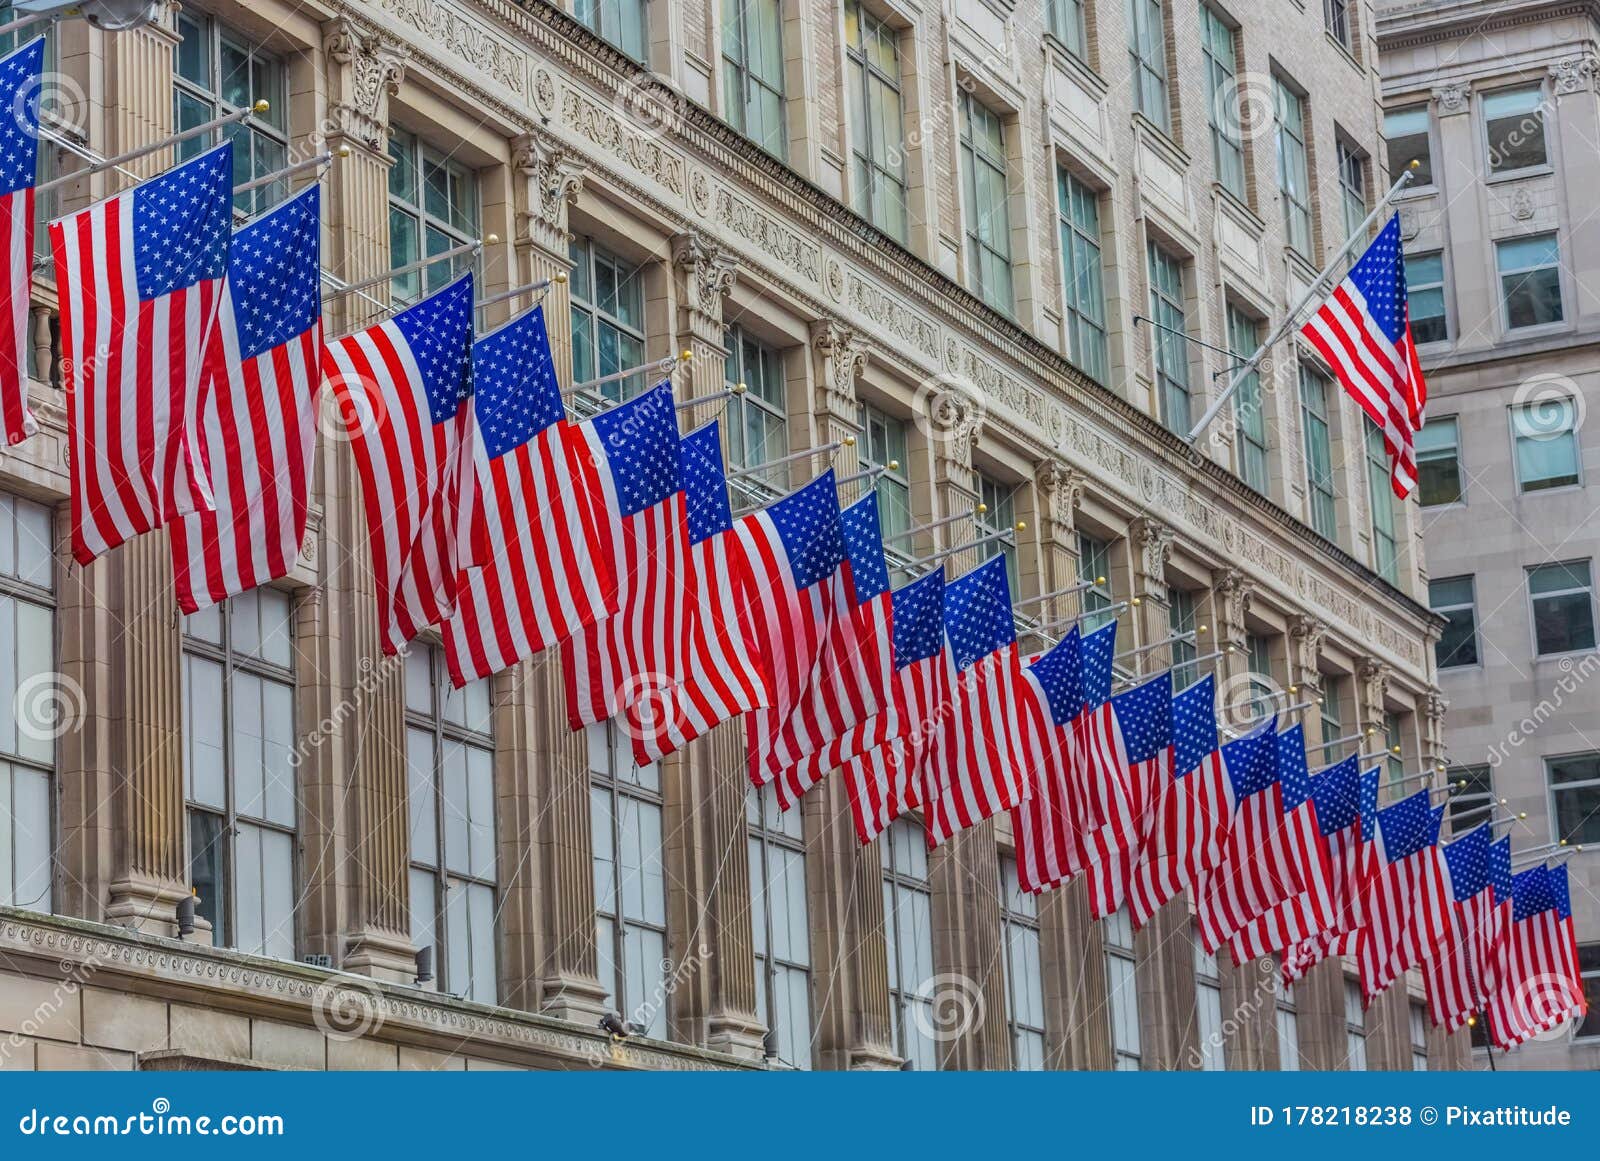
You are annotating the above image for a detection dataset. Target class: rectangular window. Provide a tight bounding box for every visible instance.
[405,646,496,1004]
[978,475,1020,597]
[1127,0,1170,133]
[1193,934,1226,1070]
[1104,906,1141,1070]
[1324,0,1351,49]
[387,128,479,307]
[1337,139,1367,242]
[1406,252,1448,344]
[1049,0,1088,59]
[859,404,912,546]
[174,12,288,216]
[1277,983,1300,1070]
[748,784,811,1067]
[1200,6,1245,201]
[883,817,936,1069]
[1512,397,1581,492]
[1246,634,1274,720]
[1384,106,1432,186]
[1000,856,1046,1070]
[183,589,297,958]
[1057,170,1109,385]
[723,0,786,158]
[1319,675,1346,754]
[1528,561,1596,656]
[1578,945,1600,1040]
[1227,304,1267,493]
[1484,85,1548,175]
[845,2,909,243]
[569,237,648,407]
[1384,711,1405,790]
[1549,753,1600,846]
[1410,1002,1429,1070]
[1345,978,1367,1069]
[589,722,669,1037]
[1169,587,1197,689]
[1078,534,1114,631]
[1497,233,1564,329]
[1430,576,1479,669]
[1274,79,1313,257]
[0,493,54,914]
[1365,419,1398,583]
[1147,242,1190,433]
[959,92,1014,315]
[574,0,647,60]
[1299,363,1338,542]
[1416,416,1461,505]
[724,326,788,496]
[1447,764,1493,835]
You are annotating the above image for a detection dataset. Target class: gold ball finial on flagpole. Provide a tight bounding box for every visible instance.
[679,349,694,362]
[1013,520,1026,532]
[252,98,270,115]
[1130,596,1141,607]
[553,270,568,284]
[887,460,900,471]
[337,144,351,159]
[1408,158,1421,171]
[1196,624,1207,634]
[732,381,747,395]
[843,434,856,447]
[976,502,988,514]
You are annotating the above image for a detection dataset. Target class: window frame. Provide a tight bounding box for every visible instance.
[748,783,813,1067]
[1416,414,1463,507]
[1048,0,1088,61]
[1103,905,1141,1070]
[1546,752,1600,849]
[1429,574,1480,670]
[1277,982,1301,1071]
[844,0,910,244]
[1147,241,1191,434]
[1383,104,1434,188]
[1324,0,1352,52]
[882,816,937,1069]
[1405,250,1449,345]
[1447,764,1493,835]
[1364,417,1399,584]
[1078,533,1115,632]
[1169,586,1198,690]
[569,235,649,407]
[1344,977,1368,1069]
[1495,232,1565,333]
[1509,396,1582,495]
[573,0,648,61]
[858,402,912,549]
[1056,168,1110,385]
[1483,83,1550,179]
[387,127,480,308]
[1527,560,1598,659]
[958,90,1015,316]
[724,324,789,496]
[1193,931,1227,1071]
[722,0,787,158]
[1298,361,1339,543]
[1226,302,1268,493]
[999,855,1047,1070]
[1577,944,1600,1040]
[1127,0,1171,134]
[1199,5,1246,203]
[977,474,1020,597]
[1273,77,1314,258]
[1336,137,1368,243]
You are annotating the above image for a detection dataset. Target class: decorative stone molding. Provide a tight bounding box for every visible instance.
[1287,614,1329,684]
[809,319,869,416]
[1398,208,1419,241]
[512,130,586,249]
[1549,55,1598,96]
[1357,656,1392,721]
[1035,461,1086,529]
[1129,516,1175,588]
[323,17,409,154]
[1509,186,1534,222]
[671,232,739,327]
[1211,568,1253,633]
[1431,83,1470,116]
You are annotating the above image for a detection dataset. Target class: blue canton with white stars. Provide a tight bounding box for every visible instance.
[891,570,945,671]
[678,420,731,544]
[473,304,565,459]
[0,38,43,197]
[1078,622,1117,711]
[1346,216,1410,345]
[588,381,682,517]
[1358,768,1381,843]
[228,184,320,362]
[1276,725,1313,811]
[1222,716,1277,800]
[1172,673,1218,776]
[1115,671,1171,764]
[1550,864,1573,921]
[1377,790,1439,865]
[841,492,890,604]
[1442,824,1491,903]
[943,556,1015,672]
[1310,756,1361,836]
[766,470,845,591]
[1489,836,1513,905]
[390,273,474,425]
[1027,627,1081,727]
[133,141,232,302]
[1511,865,1555,923]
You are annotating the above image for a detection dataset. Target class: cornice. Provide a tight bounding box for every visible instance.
[1376,0,1600,50]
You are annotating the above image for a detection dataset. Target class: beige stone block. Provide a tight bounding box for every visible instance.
[35,1042,133,1071]
[81,987,167,1054]
[0,1037,36,1070]
[0,974,83,1043]
[326,1036,398,1070]
[251,1019,325,1070]
[466,1057,523,1071]
[169,1004,250,1061]
[398,1046,465,1071]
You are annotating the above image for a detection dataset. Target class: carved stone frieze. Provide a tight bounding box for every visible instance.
[512,130,586,249]
[809,319,869,417]
[1431,83,1471,115]
[322,17,408,154]
[672,232,740,327]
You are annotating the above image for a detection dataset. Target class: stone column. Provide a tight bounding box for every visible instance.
[1126,517,1203,1070]
[1031,464,1113,1070]
[657,232,763,1058]
[803,321,898,1070]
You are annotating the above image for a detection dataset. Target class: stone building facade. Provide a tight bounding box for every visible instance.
[1378,0,1600,1070]
[0,0,1461,1071]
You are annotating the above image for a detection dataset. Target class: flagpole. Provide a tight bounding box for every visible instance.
[881,507,985,544]
[232,150,339,196]
[321,237,492,302]
[837,461,895,488]
[1012,575,1107,610]
[898,524,1023,572]
[1311,725,1377,755]
[1115,627,1204,663]
[724,436,854,481]
[0,10,53,37]
[564,351,691,395]
[474,273,566,313]
[38,126,141,188]
[1031,599,1133,638]
[1185,161,1420,445]
[35,101,272,194]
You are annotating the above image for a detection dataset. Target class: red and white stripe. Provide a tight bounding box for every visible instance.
[52,192,220,564]
[1424,885,1499,1033]
[924,644,1029,849]
[1222,800,1336,964]
[1011,667,1082,893]
[1126,747,1234,931]
[837,656,941,844]
[1281,820,1376,985]
[169,285,322,613]
[1,186,36,447]
[1195,781,1327,958]
[1358,842,1450,1002]
[1068,700,1141,918]
[1487,905,1586,1050]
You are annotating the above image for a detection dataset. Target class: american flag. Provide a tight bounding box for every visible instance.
[839,569,944,843]
[53,141,233,564]
[619,419,770,762]
[1011,626,1083,894]
[326,273,476,652]
[1192,715,1279,953]
[0,38,43,448]
[1127,675,1236,930]
[169,184,323,613]
[924,555,1029,848]
[776,490,894,807]
[1221,725,1336,963]
[562,381,689,728]
[1550,866,1588,1026]
[1090,670,1172,918]
[1281,763,1380,983]
[1487,863,1587,1049]
[1358,789,1449,1002]
[442,305,616,686]
[1423,823,1494,1032]
[740,470,873,788]
[1067,624,1142,912]
[1300,216,1427,498]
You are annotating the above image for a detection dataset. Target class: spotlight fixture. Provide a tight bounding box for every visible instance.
[415,944,435,985]
[176,888,197,937]
[762,1028,781,1061]
[599,1011,631,1040]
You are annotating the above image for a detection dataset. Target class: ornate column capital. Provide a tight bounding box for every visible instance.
[1034,461,1086,534]
[1549,55,1598,96]
[1129,516,1175,591]
[671,231,739,333]
[1430,83,1471,116]
[1356,655,1392,723]
[809,318,869,420]
[322,16,409,155]
[513,130,586,252]
[1210,567,1253,635]
[1287,614,1328,679]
